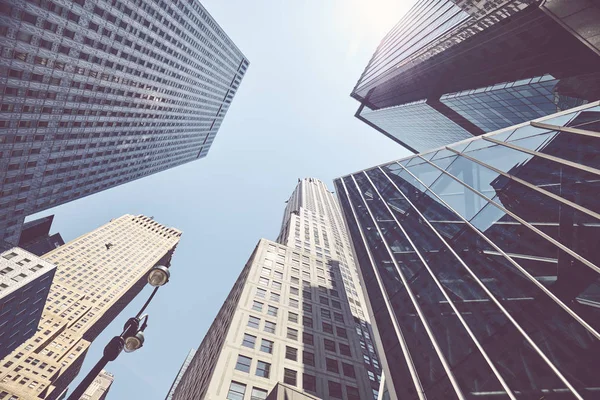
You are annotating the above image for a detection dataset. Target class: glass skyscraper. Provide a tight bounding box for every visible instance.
[352,0,600,152]
[334,102,600,399]
[0,0,248,245]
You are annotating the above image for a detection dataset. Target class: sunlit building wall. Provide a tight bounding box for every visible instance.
[0,215,181,400]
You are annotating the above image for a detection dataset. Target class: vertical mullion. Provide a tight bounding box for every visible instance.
[338,178,426,400]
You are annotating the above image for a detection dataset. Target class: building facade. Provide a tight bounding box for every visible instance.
[0,247,55,360]
[79,370,113,400]
[17,216,64,257]
[0,214,181,400]
[352,0,600,152]
[171,179,383,400]
[334,102,600,399]
[0,0,248,245]
[165,348,196,400]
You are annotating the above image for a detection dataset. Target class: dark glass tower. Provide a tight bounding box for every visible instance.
[335,103,600,399]
[0,0,248,245]
[352,0,600,153]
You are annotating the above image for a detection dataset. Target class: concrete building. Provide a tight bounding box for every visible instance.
[165,348,196,400]
[0,0,248,245]
[0,247,55,359]
[170,179,382,400]
[79,370,113,400]
[334,102,600,399]
[0,214,181,400]
[17,216,65,257]
[352,0,600,152]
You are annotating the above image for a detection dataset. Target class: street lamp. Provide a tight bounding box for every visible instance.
[66,265,170,400]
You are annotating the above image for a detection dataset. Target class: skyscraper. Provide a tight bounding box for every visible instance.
[0,214,181,400]
[334,102,600,399]
[0,247,55,360]
[165,348,196,400]
[352,0,600,152]
[78,370,113,400]
[170,178,382,400]
[0,0,248,245]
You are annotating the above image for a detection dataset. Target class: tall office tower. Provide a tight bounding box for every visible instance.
[79,370,113,400]
[165,348,196,400]
[17,215,65,256]
[351,0,600,153]
[0,0,248,245]
[171,179,382,400]
[0,247,55,359]
[334,102,600,399]
[0,214,181,400]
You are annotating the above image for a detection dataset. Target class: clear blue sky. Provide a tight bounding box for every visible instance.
[28,1,414,398]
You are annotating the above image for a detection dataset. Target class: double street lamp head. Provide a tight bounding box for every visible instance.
[148,265,170,287]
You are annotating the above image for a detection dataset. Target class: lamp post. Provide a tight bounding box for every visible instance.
[65,265,171,400]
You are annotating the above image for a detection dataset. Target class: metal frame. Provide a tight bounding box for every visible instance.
[359,170,517,399]
[379,165,584,399]
[338,178,426,400]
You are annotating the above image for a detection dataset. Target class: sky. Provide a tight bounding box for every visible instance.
[27,1,415,398]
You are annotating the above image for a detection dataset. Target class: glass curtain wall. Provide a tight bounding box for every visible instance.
[335,102,600,400]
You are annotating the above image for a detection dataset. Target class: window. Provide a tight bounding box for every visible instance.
[285,346,298,361]
[289,298,299,308]
[248,316,260,329]
[256,288,266,298]
[264,321,276,334]
[273,271,283,279]
[303,351,315,366]
[347,386,360,400]
[322,322,334,334]
[235,355,252,373]
[272,281,282,290]
[303,290,312,300]
[303,373,317,392]
[287,328,298,341]
[261,267,271,276]
[330,289,339,297]
[255,361,271,378]
[303,316,313,328]
[290,286,299,295]
[251,387,268,400]
[339,343,352,357]
[260,339,273,354]
[303,332,314,346]
[303,302,312,313]
[336,327,347,339]
[259,277,269,286]
[321,309,331,319]
[267,306,278,317]
[291,276,299,284]
[328,381,343,398]
[284,368,297,386]
[227,381,246,400]
[368,371,376,381]
[0,267,14,275]
[270,292,280,302]
[332,300,341,309]
[288,312,299,323]
[252,301,263,312]
[320,296,329,305]
[324,338,336,352]
[342,363,356,378]
[242,334,256,349]
[334,312,344,323]
[326,358,339,373]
